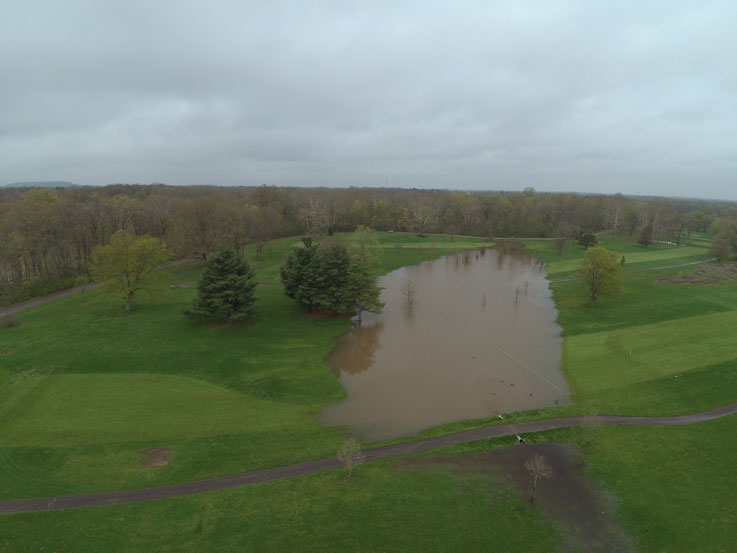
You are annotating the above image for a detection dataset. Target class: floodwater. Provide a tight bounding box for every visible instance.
[319,249,569,440]
[395,444,635,553]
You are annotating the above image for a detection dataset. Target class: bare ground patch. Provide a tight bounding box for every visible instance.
[660,263,737,284]
[394,443,636,553]
[139,448,174,468]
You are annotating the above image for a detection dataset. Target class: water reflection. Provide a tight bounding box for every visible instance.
[319,250,569,441]
[327,321,383,375]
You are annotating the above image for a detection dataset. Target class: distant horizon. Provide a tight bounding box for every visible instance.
[3,2,735,205]
[5,179,736,204]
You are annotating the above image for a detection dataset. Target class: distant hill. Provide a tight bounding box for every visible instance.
[3,181,80,189]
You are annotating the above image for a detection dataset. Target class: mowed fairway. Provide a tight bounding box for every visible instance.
[1,232,737,552]
[0,373,309,446]
[0,234,488,498]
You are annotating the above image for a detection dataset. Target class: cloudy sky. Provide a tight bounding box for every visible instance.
[2,1,736,199]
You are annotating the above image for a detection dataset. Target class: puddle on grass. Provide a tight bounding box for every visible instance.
[395,443,636,553]
[319,250,569,440]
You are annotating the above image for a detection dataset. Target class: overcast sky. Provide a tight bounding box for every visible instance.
[2,1,736,199]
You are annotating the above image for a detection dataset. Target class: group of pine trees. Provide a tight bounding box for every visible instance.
[279,232,383,323]
[185,228,383,325]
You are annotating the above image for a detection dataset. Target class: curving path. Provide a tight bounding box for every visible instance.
[1,402,735,515]
[0,258,198,317]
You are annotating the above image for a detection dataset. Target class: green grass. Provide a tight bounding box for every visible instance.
[0,233,488,500]
[1,231,736,552]
[584,415,737,553]
[523,236,710,280]
[0,463,562,553]
[0,373,310,446]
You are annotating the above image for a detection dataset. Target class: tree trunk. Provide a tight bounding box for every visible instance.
[125,291,134,313]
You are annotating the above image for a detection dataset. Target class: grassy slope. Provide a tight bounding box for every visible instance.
[524,237,737,553]
[1,464,561,553]
[0,234,488,499]
[2,232,736,552]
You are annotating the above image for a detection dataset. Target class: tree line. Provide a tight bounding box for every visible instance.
[1,183,735,304]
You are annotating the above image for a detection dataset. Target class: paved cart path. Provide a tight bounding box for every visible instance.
[1,401,735,515]
[0,258,197,316]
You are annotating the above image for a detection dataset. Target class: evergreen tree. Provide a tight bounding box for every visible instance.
[347,259,384,324]
[187,249,256,323]
[577,232,598,250]
[280,237,318,308]
[311,242,351,311]
[281,238,381,316]
[280,239,351,312]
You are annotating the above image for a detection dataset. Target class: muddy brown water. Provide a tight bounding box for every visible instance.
[395,444,635,553]
[319,250,570,440]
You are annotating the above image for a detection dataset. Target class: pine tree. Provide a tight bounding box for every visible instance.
[280,238,351,312]
[280,237,318,309]
[347,259,384,324]
[187,249,256,323]
[312,242,351,311]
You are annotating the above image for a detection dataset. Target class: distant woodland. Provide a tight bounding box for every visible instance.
[0,184,734,304]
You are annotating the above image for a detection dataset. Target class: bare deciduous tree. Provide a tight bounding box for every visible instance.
[338,437,365,479]
[525,453,553,505]
[301,197,330,237]
[409,205,436,237]
[400,279,416,309]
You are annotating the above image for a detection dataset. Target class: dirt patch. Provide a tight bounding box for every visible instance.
[394,443,635,553]
[139,448,174,468]
[0,349,9,355]
[660,263,737,284]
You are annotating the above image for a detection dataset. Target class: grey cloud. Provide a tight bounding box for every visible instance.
[1,0,736,198]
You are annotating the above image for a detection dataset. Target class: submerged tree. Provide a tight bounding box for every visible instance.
[400,279,416,309]
[186,249,256,323]
[577,247,622,306]
[525,453,553,505]
[90,230,172,313]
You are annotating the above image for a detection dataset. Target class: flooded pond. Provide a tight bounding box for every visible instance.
[319,249,569,441]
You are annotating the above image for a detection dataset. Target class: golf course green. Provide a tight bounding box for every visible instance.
[0,232,735,552]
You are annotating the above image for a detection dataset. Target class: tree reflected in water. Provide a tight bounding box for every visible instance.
[327,321,384,376]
